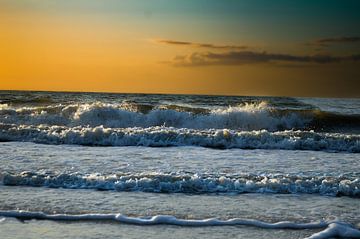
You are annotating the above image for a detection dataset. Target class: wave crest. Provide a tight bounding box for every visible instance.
[0,124,358,152]
[2,171,359,197]
[0,102,310,131]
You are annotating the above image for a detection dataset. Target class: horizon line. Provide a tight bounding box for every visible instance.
[0,89,358,99]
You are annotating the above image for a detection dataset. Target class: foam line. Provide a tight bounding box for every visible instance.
[0,210,327,228]
[1,211,360,238]
[305,222,360,239]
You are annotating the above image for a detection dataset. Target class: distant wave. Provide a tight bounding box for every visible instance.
[1,211,360,239]
[0,102,359,132]
[2,171,359,197]
[0,95,53,105]
[0,124,358,152]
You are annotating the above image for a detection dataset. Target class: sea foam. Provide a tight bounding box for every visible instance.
[3,172,359,197]
[0,211,359,239]
[0,123,358,152]
[0,102,310,131]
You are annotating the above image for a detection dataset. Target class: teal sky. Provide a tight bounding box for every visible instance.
[5,0,360,51]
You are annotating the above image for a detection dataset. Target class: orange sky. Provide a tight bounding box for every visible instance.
[1,1,360,97]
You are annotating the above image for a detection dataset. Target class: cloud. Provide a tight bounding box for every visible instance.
[309,36,360,47]
[156,39,248,50]
[170,51,360,67]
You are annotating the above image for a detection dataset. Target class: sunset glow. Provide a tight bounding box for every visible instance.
[1,1,360,97]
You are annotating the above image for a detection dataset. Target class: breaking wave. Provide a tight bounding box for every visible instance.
[0,124,358,152]
[2,171,359,197]
[0,102,309,131]
[1,101,359,132]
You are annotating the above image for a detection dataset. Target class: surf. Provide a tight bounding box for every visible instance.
[2,171,359,197]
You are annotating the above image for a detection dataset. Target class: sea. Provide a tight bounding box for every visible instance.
[0,90,359,239]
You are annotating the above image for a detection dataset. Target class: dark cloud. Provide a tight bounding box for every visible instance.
[171,51,360,67]
[156,39,248,50]
[309,36,360,47]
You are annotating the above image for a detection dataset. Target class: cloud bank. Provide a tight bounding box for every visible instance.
[309,36,360,47]
[156,39,248,50]
[171,51,360,67]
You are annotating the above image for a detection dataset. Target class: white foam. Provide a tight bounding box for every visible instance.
[3,172,359,197]
[0,102,309,131]
[0,211,359,238]
[0,210,328,227]
[0,124,358,152]
[305,222,360,239]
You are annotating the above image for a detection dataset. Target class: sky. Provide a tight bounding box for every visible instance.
[0,0,360,97]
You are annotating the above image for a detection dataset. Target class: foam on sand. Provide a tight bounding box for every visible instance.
[0,211,359,239]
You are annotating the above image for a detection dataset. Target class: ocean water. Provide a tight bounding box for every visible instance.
[0,91,359,239]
